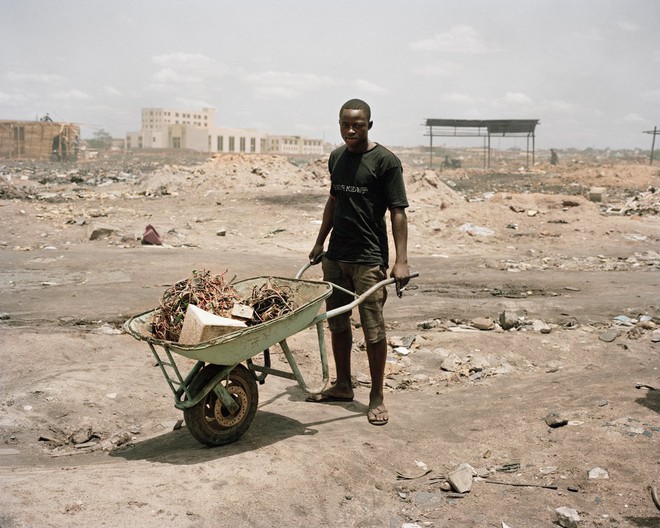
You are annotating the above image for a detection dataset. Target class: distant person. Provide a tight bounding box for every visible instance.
[307,98,411,426]
[41,113,53,122]
[550,149,559,165]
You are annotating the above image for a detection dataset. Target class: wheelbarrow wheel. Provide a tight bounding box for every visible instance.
[184,363,258,447]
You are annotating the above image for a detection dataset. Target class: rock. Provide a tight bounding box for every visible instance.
[0,312,10,320]
[651,329,660,343]
[71,426,94,445]
[598,330,619,342]
[545,360,564,373]
[545,413,568,428]
[469,355,491,372]
[499,311,518,330]
[447,465,473,493]
[390,335,416,348]
[532,320,552,333]
[588,467,609,479]
[471,317,494,330]
[555,506,580,528]
[441,354,463,372]
[89,226,117,240]
[459,223,495,237]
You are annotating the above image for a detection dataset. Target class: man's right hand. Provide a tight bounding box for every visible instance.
[309,244,325,264]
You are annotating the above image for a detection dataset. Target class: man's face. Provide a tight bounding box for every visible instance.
[339,108,371,151]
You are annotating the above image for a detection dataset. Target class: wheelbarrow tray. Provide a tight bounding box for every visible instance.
[124,276,332,365]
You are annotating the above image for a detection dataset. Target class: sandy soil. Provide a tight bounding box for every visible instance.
[1,152,659,528]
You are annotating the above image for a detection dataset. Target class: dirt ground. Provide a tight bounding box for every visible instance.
[1,151,659,528]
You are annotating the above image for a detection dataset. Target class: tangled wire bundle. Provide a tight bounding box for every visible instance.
[152,269,239,341]
[244,280,297,325]
[151,272,298,341]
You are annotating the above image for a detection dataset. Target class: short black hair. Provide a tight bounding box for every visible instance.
[340,99,371,121]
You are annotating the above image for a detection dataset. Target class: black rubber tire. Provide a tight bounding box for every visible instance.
[183,363,258,447]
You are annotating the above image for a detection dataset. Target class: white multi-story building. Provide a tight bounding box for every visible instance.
[126,107,324,156]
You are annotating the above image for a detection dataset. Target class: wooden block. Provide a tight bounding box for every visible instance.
[231,303,254,320]
[178,304,246,345]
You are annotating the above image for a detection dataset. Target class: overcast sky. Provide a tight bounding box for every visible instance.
[2,1,659,150]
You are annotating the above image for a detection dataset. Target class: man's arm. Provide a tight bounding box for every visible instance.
[309,195,336,263]
[389,207,410,297]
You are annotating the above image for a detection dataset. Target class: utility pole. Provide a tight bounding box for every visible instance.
[643,126,658,165]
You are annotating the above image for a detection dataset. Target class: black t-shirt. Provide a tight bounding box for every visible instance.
[326,143,408,267]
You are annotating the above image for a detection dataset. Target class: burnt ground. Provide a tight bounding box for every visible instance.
[0,153,659,528]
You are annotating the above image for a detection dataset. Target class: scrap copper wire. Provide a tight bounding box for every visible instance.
[244,280,297,325]
[152,272,297,340]
[152,269,239,341]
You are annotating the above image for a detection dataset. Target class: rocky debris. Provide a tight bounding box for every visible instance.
[447,464,474,493]
[545,413,569,428]
[588,467,610,479]
[555,507,580,528]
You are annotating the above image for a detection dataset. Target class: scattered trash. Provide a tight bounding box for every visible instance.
[484,479,557,490]
[652,485,660,511]
[141,224,162,245]
[459,223,495,237]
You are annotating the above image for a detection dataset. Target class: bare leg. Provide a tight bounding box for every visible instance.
[366,337,388,425]
[331,328,354,394]
[308,328,354,400]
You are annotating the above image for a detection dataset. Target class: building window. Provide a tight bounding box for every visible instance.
[229,137,235,151]
[250,138,256,152]
[217,136,223,151]
[240,137,246,152]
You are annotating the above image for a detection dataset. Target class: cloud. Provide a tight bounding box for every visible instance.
[0,91,37,105]
[153,52,217,69]
[175,97,215,109]
[153,67,203,85]
[242,71,336,99]
[617,21,638,32]
[502,92,533,105]
[410,61,458,77]
[438,92,480,104]
[150,52,225,88]
[50,89,93,100]
[104,86,122,97]
[352,79,388,95]
[410,25,496,54]
[641,89,660,101]
[622,113,646,124]
[572,27,604,42]
[5,71,66,84]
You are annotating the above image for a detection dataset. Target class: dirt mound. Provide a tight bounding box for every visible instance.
[136,154,326,196]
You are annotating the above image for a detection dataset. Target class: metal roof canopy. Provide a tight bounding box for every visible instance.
[424,118,540,168]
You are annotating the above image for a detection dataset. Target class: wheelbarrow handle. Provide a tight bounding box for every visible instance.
[295,251,326,279]
[313,271,419,324]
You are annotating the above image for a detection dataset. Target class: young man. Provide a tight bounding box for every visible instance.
[307,98,410,426]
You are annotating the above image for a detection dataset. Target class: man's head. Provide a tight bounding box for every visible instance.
[339,99,373,152]
[339,99,371,122]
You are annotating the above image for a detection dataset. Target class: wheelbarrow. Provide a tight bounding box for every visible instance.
[123,260,418,447]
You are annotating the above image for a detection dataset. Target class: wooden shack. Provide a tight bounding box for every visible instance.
[0,120,80,161]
